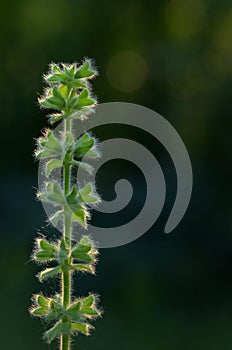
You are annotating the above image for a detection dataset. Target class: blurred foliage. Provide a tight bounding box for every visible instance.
[0,0,232,349]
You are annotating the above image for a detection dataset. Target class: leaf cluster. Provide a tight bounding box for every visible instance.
[31,293,102,343]
[33,236,99,279]
[39,60,98,124]
[30,60,102,347]
[30,236,101,342]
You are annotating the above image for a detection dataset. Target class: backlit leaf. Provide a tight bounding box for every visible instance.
[46,159,62,177]
[38,266,61,282]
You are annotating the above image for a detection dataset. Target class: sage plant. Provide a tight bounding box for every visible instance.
[30,60,102,350]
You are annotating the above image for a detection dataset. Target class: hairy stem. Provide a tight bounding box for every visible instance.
[65,117,71,134]
[62,118,72,350]
[61,334,70,350]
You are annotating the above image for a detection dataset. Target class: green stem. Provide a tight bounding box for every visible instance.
[61,334,70,350]
[64,210,72,246]
[65,117,71,133]
[61,118,72,350]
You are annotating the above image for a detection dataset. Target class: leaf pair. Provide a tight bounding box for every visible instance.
[35,129,62,159]
[34,238,69,265]
[31,294,64,320]
[40,86,66,110]
[37,182,65,206]
[67,294,101,323]
[45,60,96,85]
[33,238,57,262]
[38,181,99,228]
[45,320,92,343]
[66,183,100,228]
[72,132,99,158]
[71,236,98,264]
[40,88,95,113]
[34,236,98,282]
[37,259,96,282]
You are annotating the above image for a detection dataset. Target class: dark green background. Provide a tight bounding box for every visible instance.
[0,0,232,349]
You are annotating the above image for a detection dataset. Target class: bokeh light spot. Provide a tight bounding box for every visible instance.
[165,0,208,40]
[107,51,148,93]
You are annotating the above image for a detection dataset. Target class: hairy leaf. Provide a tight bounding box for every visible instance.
[70,160,93,174]
[38,239,56,252]
[49,210,64,226]
[79,183,100,203]
[76,89,96,109]
[71,322,91,335]
[38,266,61,282]
[31,307,48,316]
[46,159,62,177]
[72,264,95,274]
[75,59,96,79]
[34,250,55,262]
[82,295,94,307]
[38,295,49,308]
[45,321,71,343]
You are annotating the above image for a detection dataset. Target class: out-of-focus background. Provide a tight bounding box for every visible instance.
[0,0,232,349]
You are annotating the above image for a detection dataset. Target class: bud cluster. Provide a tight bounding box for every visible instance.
[39,61,97,123]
